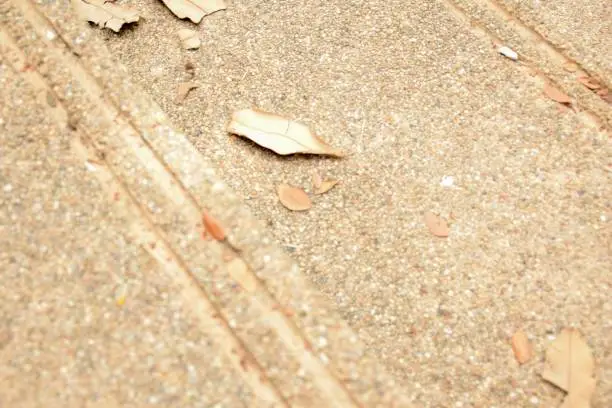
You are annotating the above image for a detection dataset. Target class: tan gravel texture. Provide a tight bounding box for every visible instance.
[1,0,411,407]
[1,0,611,407]
[98,0,611,407]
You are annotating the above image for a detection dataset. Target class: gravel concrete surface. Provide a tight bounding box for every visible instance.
[2,0,611,407]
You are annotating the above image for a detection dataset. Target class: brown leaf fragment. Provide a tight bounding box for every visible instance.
[227,258,257,292]
[577,76,602,90]
[424,212,450,237]
[511,330,533,364]
[542,328,596,408]
[563,62,578,73]
[314,179,339,195]
[544,83,572,104]
[177,29,200,50]
[160,0,226,24]
[202,211,225,241]
[175,82,198,104]
[227,108,345,157]
[72,0,139,32]
[277,184,312,211]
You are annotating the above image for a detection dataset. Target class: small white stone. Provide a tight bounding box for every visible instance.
[440,175,454,187]
[499,46,518,61]
[84,161,97,172]
[45,29,57,40]
[3,184,13,193]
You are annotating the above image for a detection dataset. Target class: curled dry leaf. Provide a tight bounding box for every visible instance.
[160,0,226,24]
[315,179,339,195]
[227,258,257,292]
[227,109,344,157]
[544,83,571,104]
[511,330,532,365]
[72,0,139,32]
[202,211,225,241]
[175,82,198,104]
[277,184,312,211]
[424,212,450,237]
[542,328,596,408]
[577,76,602,90]
[177,29,200,50]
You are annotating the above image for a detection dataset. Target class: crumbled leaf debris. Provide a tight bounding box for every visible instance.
[227,108,345,157]
[315,179,339,195]
[177,29,201,50]
[175,82,198,104]
[160,0,227,24]
[202,210,225,240]
[72,0,139,32]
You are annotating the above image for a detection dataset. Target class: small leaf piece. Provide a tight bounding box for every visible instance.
[177,29,200,50]
[227,109,344,157]
[227,258,257,292]
[544,84,571,104]
[424,212,450,237]
[542,328,596,408]
[577,76,601,90]
[277,184,312,211]
[511,330,532,364]
[160,0,226,24]
[72,0,139,32]
[202,211,225,241]
[175,82,198,104]
[315,179,339,195]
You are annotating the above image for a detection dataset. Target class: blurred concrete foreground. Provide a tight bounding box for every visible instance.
[0,0,610,407]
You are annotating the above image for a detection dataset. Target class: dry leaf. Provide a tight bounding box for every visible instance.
[277,184,312,211]
[202,211,225,240]
[175,82,198,104]
[563,62,578,73]
[315,179,339,195]
[542,328,596,408]
[424,212,450,237]
[577,76,601,90]
[177,29,200,50]
[160,0,226,24]
[72,0,139,32]
[511,330,533,364]
[227,109,344,157]
[544,83,572,104]
[227,258,257,292]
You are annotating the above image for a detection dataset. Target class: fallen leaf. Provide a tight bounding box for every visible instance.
[511,330,532,364]
[202,211,225,240]
[177,29,200,50]
[563,62,578,73]
[277,184,312,211]
[227,108,345,157]
[312,172,322,190]
[315,179,339,195]
[72,0,139,32]
[424,212,450,237]
[542,328,596,408]
[544,83,571,104]
[577,76,601,90]
[227,258,257,292]
[175,82,198,104]
[160,0,226,24]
